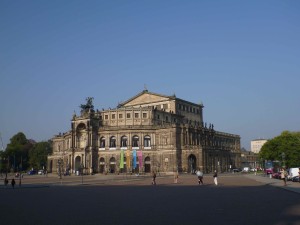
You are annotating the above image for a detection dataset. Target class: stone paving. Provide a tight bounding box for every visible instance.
[0,173,299,225]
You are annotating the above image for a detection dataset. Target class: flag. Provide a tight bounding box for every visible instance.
[138,150,143,169]
[120,150,124,169]
[126,150,131,169]
[133,150,137,169]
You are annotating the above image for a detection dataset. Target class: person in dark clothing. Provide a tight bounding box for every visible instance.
[196,170,203,185]
[152,171,156,185]
[11,178,16,189]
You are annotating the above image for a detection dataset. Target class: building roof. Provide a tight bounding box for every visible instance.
[118,89,203,108]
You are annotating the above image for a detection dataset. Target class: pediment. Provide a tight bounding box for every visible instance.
[122,91,172,107]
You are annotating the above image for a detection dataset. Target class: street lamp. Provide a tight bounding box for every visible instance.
[281,152,285,167]
[57,159,63,179]
[80,163,84,184]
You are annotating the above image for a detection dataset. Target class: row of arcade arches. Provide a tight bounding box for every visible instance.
[73,154,198,174]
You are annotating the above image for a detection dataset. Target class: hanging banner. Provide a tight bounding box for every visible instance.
[138,150,143,169]
[126,150,131,169]
[120,150,124,169]
[133,150,137,169]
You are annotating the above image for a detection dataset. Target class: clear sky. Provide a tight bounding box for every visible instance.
[1,0,299,150]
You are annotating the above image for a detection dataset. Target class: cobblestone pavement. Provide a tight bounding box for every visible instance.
[0,173,299,225]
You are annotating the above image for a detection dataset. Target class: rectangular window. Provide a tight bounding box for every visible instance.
[143,113,147,118]
[163,104,168,109]
[112,114,116,119]
[105,115,108,120]
[119,114,123,119]
[127,113,131,118]
[135,113,139,118]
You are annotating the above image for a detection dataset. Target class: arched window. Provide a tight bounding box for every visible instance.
[100,137,105,148]
[132,135,139,147]
[110,136,116,148]
[121,136,128,147]
[144,135,151,147]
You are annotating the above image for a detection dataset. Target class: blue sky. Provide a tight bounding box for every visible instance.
[1,0,299,150]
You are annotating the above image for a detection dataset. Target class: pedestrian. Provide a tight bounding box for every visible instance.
[11,178,16,189]
[4,177,8,186]
[152,171,156,185]
[280,168,287,186]
[213,170,218,186]
[196,170,203,185]
[174,171,178,184]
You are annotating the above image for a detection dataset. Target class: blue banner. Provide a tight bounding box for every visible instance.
[133,150,137,169]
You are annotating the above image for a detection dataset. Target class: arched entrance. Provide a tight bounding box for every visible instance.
[109,157,116,173]
[49,160,53,173]
[188,154,196,173]
[144,157,151,173]
[75,156,81,172]
[99,157,105,173]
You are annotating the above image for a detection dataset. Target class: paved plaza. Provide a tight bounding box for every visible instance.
[0,173,300,225]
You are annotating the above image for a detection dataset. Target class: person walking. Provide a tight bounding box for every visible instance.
[4,177,8,186]
[280,168,287,186]
[11,178,16,189]
[213,170,218,186]
[152,171,156,185]
[174,171,179,184]
[196,170,203,185]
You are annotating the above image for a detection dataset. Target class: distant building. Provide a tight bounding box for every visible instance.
[251,139,267,153]
[241,149,261,169]
[47,90,241,174]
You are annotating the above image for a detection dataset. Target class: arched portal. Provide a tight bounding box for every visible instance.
[144,157,151,173]
[99,157,105,173]
[75,156,81,172]
[109,157,116,173]
[188,154,197,173]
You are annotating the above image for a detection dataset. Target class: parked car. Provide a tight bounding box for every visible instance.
[27,170,37,175]
[292,176,299,182]
[38,170,44,175]
[272,172,281,179]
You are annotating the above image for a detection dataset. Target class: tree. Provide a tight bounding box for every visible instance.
[5,132,34,172]
[28,141,52,170]
[259,131,300,167]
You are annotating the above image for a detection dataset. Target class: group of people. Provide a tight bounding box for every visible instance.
[280,167,300,186]
[151,169,219,186]
[196,169,218,186]
[4,177,16,188]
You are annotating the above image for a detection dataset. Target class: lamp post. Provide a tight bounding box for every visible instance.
[281,152,285,167]
[80,163,84,185]
[57,159,62,179]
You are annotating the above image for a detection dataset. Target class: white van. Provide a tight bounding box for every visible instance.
[288,167,300,180]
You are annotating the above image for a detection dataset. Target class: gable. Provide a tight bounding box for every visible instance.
[122,92,171,107]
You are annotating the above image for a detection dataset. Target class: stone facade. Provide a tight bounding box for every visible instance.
[47,90,241,174]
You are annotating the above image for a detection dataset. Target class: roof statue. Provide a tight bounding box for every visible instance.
[80,97,94,111]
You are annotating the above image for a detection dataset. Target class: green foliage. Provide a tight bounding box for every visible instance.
[2,132,53,172]
[4,132,34,171]
[29,141,52,170]
[259,131,300,167]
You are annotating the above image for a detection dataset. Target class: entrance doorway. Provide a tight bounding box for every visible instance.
[75,156,81,172]
[109,157,116,173]
[144,157,151,173]
[188,154,196,173]
[99,157,105,173]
